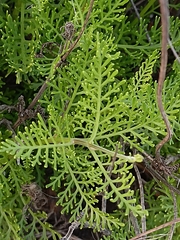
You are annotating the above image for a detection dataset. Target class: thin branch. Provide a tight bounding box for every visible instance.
[127,148,141,236]
[130,0,151,43]
[57,0,95,66]
[134,164,146,238]
[73,138,142,162]
[155,0,173,160]
[129,212,141,236]
[129,218,180,240]
[143,159,180,195]
[168,190,177,240]
[60,212,84,240]
[168,38,180,64]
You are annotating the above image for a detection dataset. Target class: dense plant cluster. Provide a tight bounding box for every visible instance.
[1,0,180,239]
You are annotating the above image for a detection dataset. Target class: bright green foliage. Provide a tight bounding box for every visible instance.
[0,0,70,83]
[1,0,180,239]
[1,2,39,82]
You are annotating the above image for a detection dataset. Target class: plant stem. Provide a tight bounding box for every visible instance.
[155,0,173,160]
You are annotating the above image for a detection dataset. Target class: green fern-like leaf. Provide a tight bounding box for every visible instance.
[0,206,21,240]
[1,7,40,82]
[2,1,180,237]
[0,110,145,229]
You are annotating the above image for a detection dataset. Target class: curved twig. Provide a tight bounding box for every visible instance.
[129,218,180,240]
[155,0,173,160]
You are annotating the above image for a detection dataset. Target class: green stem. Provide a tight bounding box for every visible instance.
[49,136,143,162]
[89,32,101,142]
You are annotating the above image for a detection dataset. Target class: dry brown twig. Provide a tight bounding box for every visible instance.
[130,0,151,42]
[60,212,84,240]
[129,218,180,240]
[139,0,180,196]
[133,3,179,239]
[130,0,179,161]
[134,164,146,239]
[168,39,180,64]
[153,3,179,238]
[155,0,172,161]
[168,189,177,240]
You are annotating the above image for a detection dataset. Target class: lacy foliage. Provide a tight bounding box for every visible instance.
[1,0,180,239]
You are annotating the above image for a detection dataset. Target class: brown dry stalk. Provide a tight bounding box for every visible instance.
[129,218,180,240]
[155,0,173,160]
[168,190,177,240]
[134,164,146,237]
